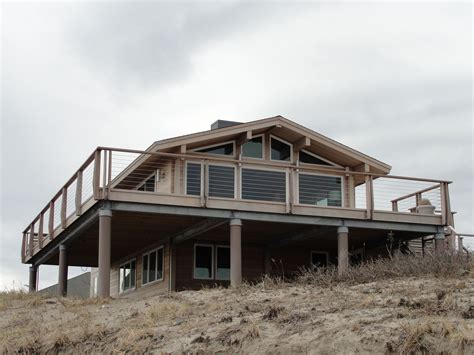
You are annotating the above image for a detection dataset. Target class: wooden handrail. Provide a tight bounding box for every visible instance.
[391,184,441,204]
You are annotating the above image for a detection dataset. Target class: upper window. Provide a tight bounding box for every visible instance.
[209,165,235,198]
[242,136,263,159]
[298,173,342,207]
[119,259,136,293]
[142,247,164,285]
[194,244,214,279]
[299,150,332,166]
[241,168,286,203]
[271,136,292,162]
[137,173,155,192]
[195,142,234,156]
[216,246,230,280]
[186,163,202,196]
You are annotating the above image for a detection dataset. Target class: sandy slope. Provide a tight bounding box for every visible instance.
[1,276,473,354]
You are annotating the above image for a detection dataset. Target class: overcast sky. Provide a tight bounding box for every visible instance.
[1,1,472,290]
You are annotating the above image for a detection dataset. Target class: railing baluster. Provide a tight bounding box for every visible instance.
[102,150,107,198]
[365,175,374,219]
[93,149,101,199]
[38,213,44,249]
[75,170,83,216]
[61,187,67,228]
[21,232,26,262]
[29,223,34,256]
[49,201,55,239]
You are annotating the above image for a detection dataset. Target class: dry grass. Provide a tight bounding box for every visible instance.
[1,254,473,354]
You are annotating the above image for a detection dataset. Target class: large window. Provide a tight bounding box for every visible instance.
[299,150,333,166]
[142,247,164,285]
[194,244,214,279]
[119,259,136,293]
[186,163,202,196]
[271,136,292,162]
[195,142,234,156]
[242,136,263,159]
[209,165,235,198]
[241,168,286,202]
[298,173,342,207]
[216,246,230,280]
[137,173,155,192]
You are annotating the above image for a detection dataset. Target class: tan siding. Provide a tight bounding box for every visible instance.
[156,162,173,194]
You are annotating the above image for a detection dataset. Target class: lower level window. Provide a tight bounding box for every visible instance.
[194,244,214,279]
[216,246,230,280]
[311,252,328,268]
[119,259,136,293]
[142,247,164,285]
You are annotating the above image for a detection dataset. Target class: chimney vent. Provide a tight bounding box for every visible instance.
[211,120,242,130]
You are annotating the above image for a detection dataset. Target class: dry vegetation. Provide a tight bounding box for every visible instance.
[1,254,473,354]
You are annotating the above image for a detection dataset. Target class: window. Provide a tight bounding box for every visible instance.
[119,259,136,293]
[299,150,332,166]
[298,174,342,207]
[195,142,234,156]
[209,165,235,198]
[194,244,214,279]
[142,247,164,285]
[216,246,230,280]
[242,136,263,159]
[186,163,202,196]
[271,136,292,161]
[241,168,286,202]
[137,173,156,192]
[311,251,328,268]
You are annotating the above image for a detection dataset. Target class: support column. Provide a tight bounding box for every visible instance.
[230,218,242,287]
[337,226,349,276]
[29,266,38,293]
[98,209,112,297]
[435,232,446,253]
[58,244,68,297]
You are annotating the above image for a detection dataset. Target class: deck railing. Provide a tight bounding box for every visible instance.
[21,147,454,262]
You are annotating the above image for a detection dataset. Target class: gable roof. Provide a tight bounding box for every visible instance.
[147,115,391,174]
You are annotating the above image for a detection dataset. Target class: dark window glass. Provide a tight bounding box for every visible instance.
[149,250,156,282]
[311,252,328,268]
[241,168,286,202]
[130,260,136,288]
[300,151,331,166]
[119,260,136,292]
[157,248,163,280]
[195,245,213,279]
[142,255,148,284]
[209,165,235,198]
[298,174,342,207]
[271,138,291,161]
[196,143,234,156]
[186,163,201,196]
[138,174,155,191]
[216,247,230,280]
[242,137,263,158]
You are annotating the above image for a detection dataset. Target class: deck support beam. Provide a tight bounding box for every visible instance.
[98,209,112,297]
[435,232,446,253]
[230,219,242,287]
[337,226,349,275]
[58,244,68,297]
[29,266,38,293]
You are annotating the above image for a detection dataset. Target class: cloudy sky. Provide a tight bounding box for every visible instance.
[1,1,472,290]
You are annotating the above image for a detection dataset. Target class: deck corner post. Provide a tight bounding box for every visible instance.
[58,244,68,297]
[230,218,242,287]
[98,208,112,297]
[29,266,38,293]
[337,226,349,276]
[434,232,446,253]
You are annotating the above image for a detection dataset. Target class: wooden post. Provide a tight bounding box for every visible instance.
[365,175,374,219]
[61,187,67,228]
[391,201,398,212]
[58,245,68,297]
[435,232,446,253]
[102,150,108,199]
[29,223,34,256]
[348,174,355,208]
[93,149,101,199]
[21,233,26,262]
[440,182,451,226]
[48,201,55,239]
[286,168,293,213]
[75,170,83,216]
[38,213,44,249]
[337,226,349,275]
[98,208,112,297]
[230,219,242,287]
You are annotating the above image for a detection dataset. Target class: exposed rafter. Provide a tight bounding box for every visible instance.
[236,130,252,146]
[294,136,311,152]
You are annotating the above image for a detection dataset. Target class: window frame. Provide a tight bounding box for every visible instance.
[207,162,237,199]
[119,258,137,294]
[184,160,204,197]
[240,134,265,160]
[296,171,344,207]
[310,251,329,268]
[298,149,342,168]
[270,134,293,163]
[142,245,165,286]
[215,245,231,281]
[192,140,236,157]
[239,164,288,203]
[193,243,215,280]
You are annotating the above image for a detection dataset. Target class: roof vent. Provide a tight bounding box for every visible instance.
[211,120,242,130]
